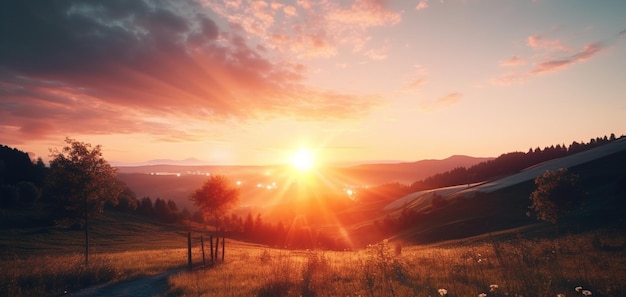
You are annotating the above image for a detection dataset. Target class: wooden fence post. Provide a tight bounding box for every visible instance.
[221,236,225,262]
[187,232,192,270]
[215,236,219,262]
[210,235,214,263]
[200,236,206,267]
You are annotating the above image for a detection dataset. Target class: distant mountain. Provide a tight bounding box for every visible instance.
[335,155,494,185]
[115,155,493,211]
[111,158,211,167]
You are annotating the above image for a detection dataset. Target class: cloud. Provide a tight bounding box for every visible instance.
[364,45,389,60]
[492,31,619,85]
[530,42,604,74]
[0,0,381,142]
[204,0,401,58]
[490,72,528,86]
[527,35,570,52]
[499,56,525,67]
[419,92,462,111]
[401,65,429,92]
[416,0,429,11]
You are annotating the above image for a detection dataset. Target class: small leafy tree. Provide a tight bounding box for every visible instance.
[528,168,586,224]
[189,175,239,234]
[45,138,123,265]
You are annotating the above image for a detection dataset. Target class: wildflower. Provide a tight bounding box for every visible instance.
[490,284,499,292]
[575,286,583,292]
[479,293,487,297]
[438,288,448,296]
[582,290,592,296]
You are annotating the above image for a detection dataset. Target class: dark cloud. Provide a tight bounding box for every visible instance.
[0,0,379,142]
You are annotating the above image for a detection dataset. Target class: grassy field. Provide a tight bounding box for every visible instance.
[2,210,625,297]
[0,211,202,297]
[167,230,626,297]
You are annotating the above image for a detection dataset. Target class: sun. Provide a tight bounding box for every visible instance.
[291,148,315,171]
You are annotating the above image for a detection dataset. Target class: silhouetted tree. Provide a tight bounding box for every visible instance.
[45,138,123,265]
[189,175,239,234]
[112,184,138,212]
[528,168,587,225]
[137,197,154,217]
[17,181,40,206]
[243,212,254,236]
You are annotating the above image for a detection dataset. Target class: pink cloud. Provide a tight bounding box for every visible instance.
[499,56,525,67]
[530,42,603,74]
[490,72,528,86]
[205,0,401,58]
[329,0,402,27]
[416,0,429,11]
[527,35,570,52]
[283,5,298,17]
[364,46,389,60]
[419,93,462,111]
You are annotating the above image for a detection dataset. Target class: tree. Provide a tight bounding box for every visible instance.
[528,168,586,225]
[189,175,239,234]
[45,138,123,265]
[243,212,254,236]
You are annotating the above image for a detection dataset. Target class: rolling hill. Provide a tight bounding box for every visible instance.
[115,155,492,211]
[346,137,626,245]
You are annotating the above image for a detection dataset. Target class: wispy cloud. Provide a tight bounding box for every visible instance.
[401,65,430,92]
[499,56,526,67]
[416,0,429,11]
[490,72,528,86]
[419,92,462,111]
[527,35,570,52]
[530,42,604,74]
[492,30,620,85]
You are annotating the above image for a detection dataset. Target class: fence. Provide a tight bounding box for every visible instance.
[187,232,226,270]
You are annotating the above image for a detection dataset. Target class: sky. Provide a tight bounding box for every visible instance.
[1,0,625,166]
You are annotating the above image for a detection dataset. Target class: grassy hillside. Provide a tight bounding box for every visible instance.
[352,147,626,243]
[0,210,202,296]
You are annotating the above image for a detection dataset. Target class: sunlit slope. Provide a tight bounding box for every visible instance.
[348,139,626,244]
[386,137,626,212]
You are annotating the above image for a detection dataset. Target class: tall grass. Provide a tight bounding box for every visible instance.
[0,211,200,297]
[1,248,191,297]
[167,230,625,297]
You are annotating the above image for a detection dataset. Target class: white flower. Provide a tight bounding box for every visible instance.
[490,284,499,292]
[438,288,448,296]
[575,286,583,292]
[479,293,487,297]
[557,294,565,297]
[582,290,592,296]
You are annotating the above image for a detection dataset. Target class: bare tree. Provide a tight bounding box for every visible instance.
[46,138,123,265]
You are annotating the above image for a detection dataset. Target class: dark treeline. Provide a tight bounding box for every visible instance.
[110,195,192,224]
[0,145,48,208]
[408,134,622,192]
[220,212,348,250]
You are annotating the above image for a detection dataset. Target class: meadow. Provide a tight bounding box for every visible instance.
[0,211,199,297]
[167,229,626,297]
[1,210,625,297]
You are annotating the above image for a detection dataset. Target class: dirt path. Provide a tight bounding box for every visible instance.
[66,269,184,297]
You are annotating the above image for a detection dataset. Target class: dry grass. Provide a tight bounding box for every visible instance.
[167,230,626,297]
[0,246,194,296]
[0,212,202,297]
